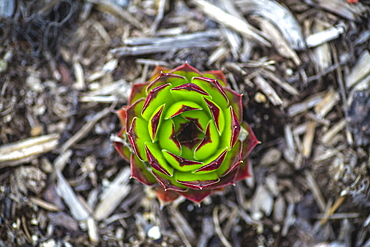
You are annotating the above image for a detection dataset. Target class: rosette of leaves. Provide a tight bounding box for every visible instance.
[114,63,258,204]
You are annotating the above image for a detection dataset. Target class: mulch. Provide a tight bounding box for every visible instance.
[1,0,370,246]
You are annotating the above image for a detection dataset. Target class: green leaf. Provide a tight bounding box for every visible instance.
[220,106,233,149]
[157,119,182,155]
[142,84,173,121]
[164,101,202,119]
[170,83,211,106]
[224,87,243,121]
[162,150,203,172]
[194,120,220,161]
[191,77,229,110]
[203,98,225,134]
[128,117,151,160]
[175,171,220,189]
[130,154,157,186]
[152,170,188,191]
[195,147,228,174]
[181,110,210,133]
[216,141,242,176]
[148,104,165,142]
[146,73,186,93]
[145,142,174,177]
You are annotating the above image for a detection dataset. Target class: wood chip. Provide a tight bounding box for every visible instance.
[61,106,112,153]
[311,20,333,72]
[56,170,90,221]
[254,16,301,66]
[284,125,296,164]
[87,0,143,29]
[321,119,346,145]
[346,50,370,88]
[111,40,221,56]
[29,197,61,212]
[73,58,85,90]
[281,203,295,237]
[94,168,131,221]
[253,75,283,106]
[288,92,326,117]
[264,70,299,96]
[192,0,270,47]
[320,196,346,225]
[250,184,274,220]
[0,133,60,168]
[305,0,367,21]
[305,170,326,212]
[87,217,100,244]
[235,0,305,50]
[306,23,346,48]
[314,88,340,118]
[302,120,316,158]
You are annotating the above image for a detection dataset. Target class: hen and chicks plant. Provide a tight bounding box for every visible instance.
[114,63,258,204]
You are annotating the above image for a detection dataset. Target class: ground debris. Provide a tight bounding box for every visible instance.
[1,0,370,246]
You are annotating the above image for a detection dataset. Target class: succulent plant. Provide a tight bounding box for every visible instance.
[114,63,258,204]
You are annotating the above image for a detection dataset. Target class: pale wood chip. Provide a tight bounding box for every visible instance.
[306,23,346,48]
[316,212,359,220]
[79,95,120,103]
[56,170,90,221]
[264,70,299,96]
[302,120,316,158]
[314,88,340,118]
[207,46,228,66]
[235,0,305,50]
[253,75,283,106]
[73,58,85,90]
[92,20,112,45]
[218,0,243,59]
[305,170,326,212]
[314,148,340,163]
[250,184,274,220]
[197,217,215,247]
[283,125,296,164]
[135,58,169,67]
[94,168,131,221]
[29,197,61,212]
[122,29,220,46]
[0,133,60,168]
[111,40,221,56]
[281,203,295,236]
[321,119,346,145]
[320,196,346,225]
[148,0,166,35]
[87,217,100,244]
[346,50,370,88]
[288,92,326,117]
[273,196,286,223]
[305,0,368,21]
[254,16,301,66]
[192,0,270,47]
[310,20,333,72]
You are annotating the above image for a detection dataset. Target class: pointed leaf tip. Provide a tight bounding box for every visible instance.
[145,145,172,176]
